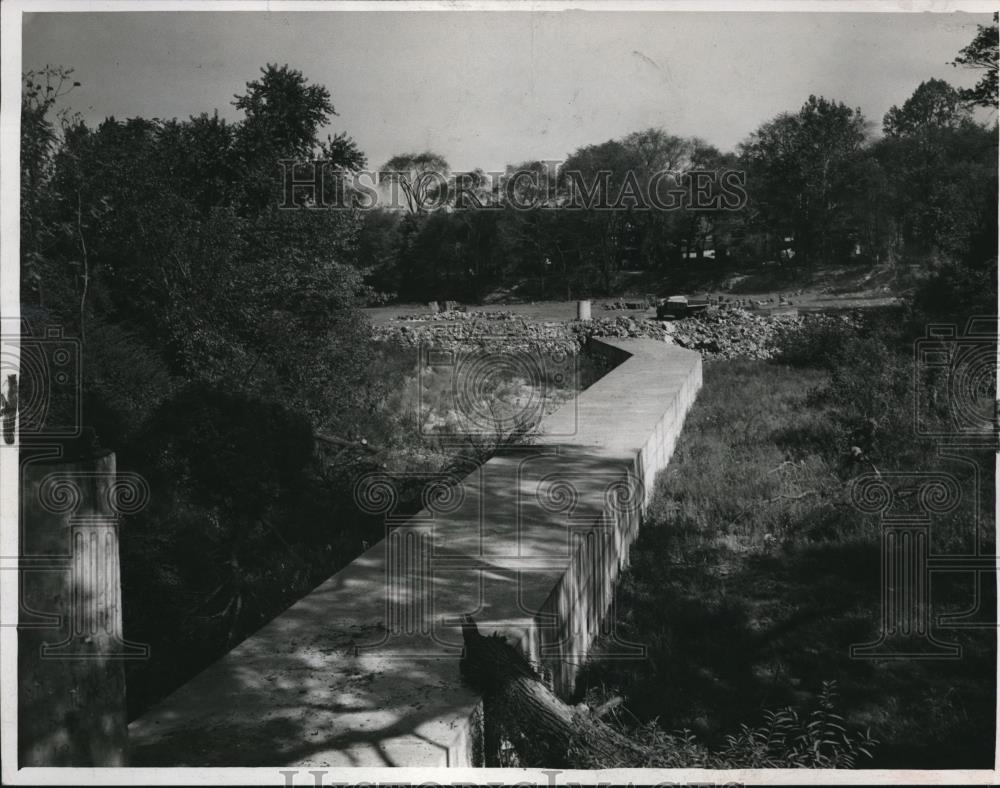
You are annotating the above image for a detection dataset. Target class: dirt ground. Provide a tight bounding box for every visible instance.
[363,263,907,325]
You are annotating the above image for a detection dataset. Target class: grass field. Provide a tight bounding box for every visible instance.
[581,358,996,769]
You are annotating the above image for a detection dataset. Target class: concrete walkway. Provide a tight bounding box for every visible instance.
[127,338,702,767]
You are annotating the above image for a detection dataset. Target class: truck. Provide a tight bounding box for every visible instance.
[656,295,711,319]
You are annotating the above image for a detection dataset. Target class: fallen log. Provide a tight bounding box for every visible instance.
[314,432,382,454]
[459,615,649,768]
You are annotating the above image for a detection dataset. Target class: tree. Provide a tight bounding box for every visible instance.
[883,79,972,137]
[952,12,999,108]
[20,67,80,309]
[233,63,365,212]
[876,80,997,265]
[740,96,869,266]
[354,208,405,295]
[460,617,877,768]
[234,63,336,159]
[380,151,450,213]
[557,130,699,293]
[460,616,649,767]
[21,65,385,716]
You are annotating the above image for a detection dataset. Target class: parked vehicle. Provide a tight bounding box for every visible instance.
[656,295,711,319]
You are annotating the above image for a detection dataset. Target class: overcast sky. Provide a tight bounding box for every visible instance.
[21,9,996,172]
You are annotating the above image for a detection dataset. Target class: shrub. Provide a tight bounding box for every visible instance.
[83,321,175,449]
[120,384,337,714]
[712,681,878,768]
[913,258,997,323]
[135,382,316,516]
[771,314,862,369]
[613,681,877,768]
[365,288,398,306]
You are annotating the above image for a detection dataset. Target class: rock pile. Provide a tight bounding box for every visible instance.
[371,307,860,361]
[571,316,671,343]
[371,312,579,354]
[659,307,792,359]
[393,309,519,322]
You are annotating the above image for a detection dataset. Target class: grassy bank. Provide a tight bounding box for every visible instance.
[581,358,995,768]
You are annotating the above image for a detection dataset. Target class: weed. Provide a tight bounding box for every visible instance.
[580,355,995,768]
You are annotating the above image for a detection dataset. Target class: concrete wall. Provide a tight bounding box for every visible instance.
[528,338,703,696]
[128,338,702,767]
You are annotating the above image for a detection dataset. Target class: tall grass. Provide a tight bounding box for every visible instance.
[581,354,995,768]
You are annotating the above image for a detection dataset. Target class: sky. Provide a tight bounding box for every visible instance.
[21,8,996,172]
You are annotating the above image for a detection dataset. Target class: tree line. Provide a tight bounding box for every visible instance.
[21,62,399,714]
[348,16,998,306]
[358,73,996,305]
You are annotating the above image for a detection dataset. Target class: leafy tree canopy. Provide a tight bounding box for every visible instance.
[952,12,999,108]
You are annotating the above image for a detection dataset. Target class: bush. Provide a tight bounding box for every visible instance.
[913,258,997,322]
[135,382,316,516]
[120,383,337,714]
[83,321,175,449]
[364,288,398,306]
[824,335,915,460]
[771,314,863,369]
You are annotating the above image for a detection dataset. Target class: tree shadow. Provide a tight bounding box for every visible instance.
[579,533,996,769]
[126,444,658,767]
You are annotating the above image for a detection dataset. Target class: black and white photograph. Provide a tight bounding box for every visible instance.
[1,1,998,784]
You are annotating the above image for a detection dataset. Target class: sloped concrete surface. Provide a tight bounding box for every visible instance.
[127,338,702,767]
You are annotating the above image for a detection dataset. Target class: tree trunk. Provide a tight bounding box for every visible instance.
[460,615,649,768]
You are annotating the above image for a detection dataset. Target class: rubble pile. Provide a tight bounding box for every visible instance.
[571,316,671,342]
[659,307,862,360]
[391,310,518,322]
[371,307,861,361]
[370,312,580,354]
[659,307,792,359]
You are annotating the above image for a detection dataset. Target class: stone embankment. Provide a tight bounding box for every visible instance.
[371,307,860,361]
